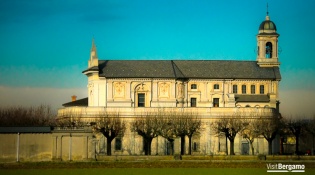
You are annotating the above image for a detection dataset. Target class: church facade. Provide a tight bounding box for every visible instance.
[58,13,281,156]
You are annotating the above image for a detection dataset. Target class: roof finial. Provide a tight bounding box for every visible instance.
[267,3,269,16]
[91,37,96,52]
[90,37,98,59]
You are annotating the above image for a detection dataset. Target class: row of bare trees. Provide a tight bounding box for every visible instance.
[90,110,201,156]
[213,114,315,156]
[56,111,315,156]
[212,114,281,155]
[2,105,314,156]
[0,105,56,126]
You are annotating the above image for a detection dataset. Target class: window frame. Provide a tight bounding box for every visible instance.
[191,84,197,90]
[242,85,246,94]
[115,137,122,151]
[214,84,219,90]
[260,85,265,94]
[233,85,238,94]
[137,93,145,107]
[213,98,219,107]
[251,85,255,94]
[190,98,197,107]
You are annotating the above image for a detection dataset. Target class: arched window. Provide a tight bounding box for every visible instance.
[214,84,219,90]
[265,42,273,58]
[191,84,197,90]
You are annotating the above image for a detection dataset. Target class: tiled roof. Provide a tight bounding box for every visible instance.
[83,60,281,80]
[62,97,88,107]
[235,95,270,102]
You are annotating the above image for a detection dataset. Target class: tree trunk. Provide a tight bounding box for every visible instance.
[229,139,235,155]
[148,138,152,155]
[280,137,284,155]
[106,137,114,156]
[180,135,185,155]
[295,135,299,155]
[188,135,192,155]
[312,135,314,156]
[170,140,174,155]
[225,136,228,155]
[250,141,255,155]
[268,140,272,155]
[143,137,153,155]
[167,138,174,155]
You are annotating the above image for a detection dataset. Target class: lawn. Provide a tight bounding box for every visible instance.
[1,168,315,175]
[1,161,314,175]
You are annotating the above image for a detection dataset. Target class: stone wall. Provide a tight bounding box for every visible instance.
[0,133,52,162]
[0,128,95,162]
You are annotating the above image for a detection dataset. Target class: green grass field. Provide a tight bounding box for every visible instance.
[1,161,314,175]
[1,168,315,175]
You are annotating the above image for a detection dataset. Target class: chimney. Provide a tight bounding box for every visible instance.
[71,95,77,102]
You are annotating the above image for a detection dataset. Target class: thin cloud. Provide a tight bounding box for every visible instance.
[281,90,315,118]
[0,65,86,88]
[0,85,86,111]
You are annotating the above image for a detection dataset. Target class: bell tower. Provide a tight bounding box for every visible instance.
[83,38,101,107]
[257,7,280,67]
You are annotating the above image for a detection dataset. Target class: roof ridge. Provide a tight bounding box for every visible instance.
[171,60,186,78]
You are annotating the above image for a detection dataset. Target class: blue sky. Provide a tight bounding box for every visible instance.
[0,0,315,116]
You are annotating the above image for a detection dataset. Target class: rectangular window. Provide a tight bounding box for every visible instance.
[138,93,145,107]
[115,137,122,151]
[233,85,238,93]
[260,85,265,94]
[251,85,255,94]
[242,85,246,94]
[191,98,197,107]
[193,142,198,152]
[213,98,219,107]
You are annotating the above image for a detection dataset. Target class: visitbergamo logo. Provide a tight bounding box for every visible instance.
[267,163,305,173]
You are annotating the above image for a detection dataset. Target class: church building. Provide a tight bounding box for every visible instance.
[58,12,281,156]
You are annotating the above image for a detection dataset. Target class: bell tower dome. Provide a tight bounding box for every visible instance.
[256,8,280,67]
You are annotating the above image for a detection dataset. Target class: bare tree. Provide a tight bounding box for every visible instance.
[305,116,315,155]
[93,112,126,156]
[171,113,187,155]
[159,114,177,155]
[212,114,247,155]
[0,105,56,126]
[285,117,307,155]
[256,114,282,155]
[241,119,260,155]
[56,111,84,128]
[131,112,162,155]
[169,111,201,155]
[183,112,201,155]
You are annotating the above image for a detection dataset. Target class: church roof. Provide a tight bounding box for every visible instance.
[84,60,281,80]
[62,97,88,107]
